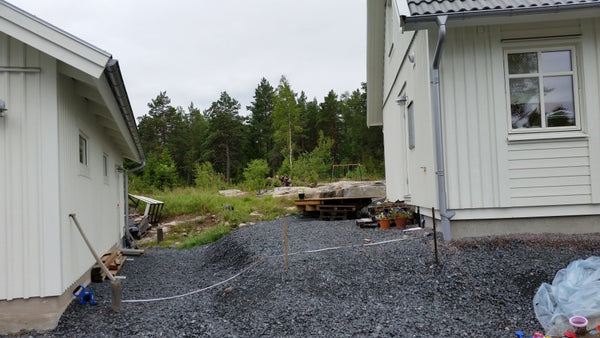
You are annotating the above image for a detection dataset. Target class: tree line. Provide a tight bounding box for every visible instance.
[130,76,384,192]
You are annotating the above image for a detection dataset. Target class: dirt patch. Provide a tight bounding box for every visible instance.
[135,214,221,246]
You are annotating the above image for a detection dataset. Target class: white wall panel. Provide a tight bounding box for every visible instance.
[0,32,61,300]
[57,74,123,293]
[381,5,436,207]
[441,26,499,210]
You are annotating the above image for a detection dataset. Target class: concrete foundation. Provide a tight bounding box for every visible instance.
[0,268,91,335]
[424,214,600,240]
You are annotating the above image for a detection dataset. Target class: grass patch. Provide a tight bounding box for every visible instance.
[147,187,294,223]
[132,187,295,249]
[177,224,231,249]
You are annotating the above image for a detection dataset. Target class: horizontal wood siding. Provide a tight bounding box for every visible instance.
[508,140,592,206]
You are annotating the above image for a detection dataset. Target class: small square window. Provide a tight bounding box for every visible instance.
[505,47,579,132]
[407,102,415,149]
[103,154,108,177]
[79,135,88,166]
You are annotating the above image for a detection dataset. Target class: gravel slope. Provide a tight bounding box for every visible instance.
[27,217,600,337]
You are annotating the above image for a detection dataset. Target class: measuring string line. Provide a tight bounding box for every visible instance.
[121,236,407,303]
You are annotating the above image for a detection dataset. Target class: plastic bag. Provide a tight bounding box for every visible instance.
[533,256,600,336]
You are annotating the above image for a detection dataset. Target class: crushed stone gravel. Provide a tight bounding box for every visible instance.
[24,216,600,337]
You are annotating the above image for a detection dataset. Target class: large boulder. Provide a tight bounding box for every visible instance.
[272,181,386,199]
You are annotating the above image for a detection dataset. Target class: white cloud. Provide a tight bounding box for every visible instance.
[8,0,366,117]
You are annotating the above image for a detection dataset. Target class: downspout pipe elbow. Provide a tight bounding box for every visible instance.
[128,158,146,174]
[432,16,447,70]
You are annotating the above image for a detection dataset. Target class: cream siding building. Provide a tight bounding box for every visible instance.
[0,1,143,333]
[367,0,600,239]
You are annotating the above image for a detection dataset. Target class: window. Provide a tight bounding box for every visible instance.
[79,134,88,165]
[505,47,579,132]
[407,102,415,149]
[103,153,109,184]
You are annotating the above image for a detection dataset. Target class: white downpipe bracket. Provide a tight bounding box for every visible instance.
[431,15,455,241]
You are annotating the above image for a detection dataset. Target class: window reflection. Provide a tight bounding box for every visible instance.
[510,78,541,128]
[506,49,577,131]
[541,51,572,73]
[544,75,575,127]
[508,52,537,74]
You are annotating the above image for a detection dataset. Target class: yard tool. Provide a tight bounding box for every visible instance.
[69,213,122,312]
[73,285,97,305]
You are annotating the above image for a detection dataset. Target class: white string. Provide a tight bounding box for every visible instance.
[122,259,263,303]
[121,236,407,303]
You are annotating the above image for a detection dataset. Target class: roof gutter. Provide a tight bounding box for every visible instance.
[402,3,600,30]
[104,58,145,162]
[431,15,454,241]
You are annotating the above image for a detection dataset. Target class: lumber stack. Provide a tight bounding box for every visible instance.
[91,249,126,282]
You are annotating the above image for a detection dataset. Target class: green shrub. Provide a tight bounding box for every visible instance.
[243,159,270,193]
[194,161,223,191]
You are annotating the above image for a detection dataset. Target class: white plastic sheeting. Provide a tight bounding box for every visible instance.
[534,256,600,336]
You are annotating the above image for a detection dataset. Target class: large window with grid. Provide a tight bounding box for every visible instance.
[505,47,579,132]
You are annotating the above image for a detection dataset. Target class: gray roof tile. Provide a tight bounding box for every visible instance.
[407,0,600,16]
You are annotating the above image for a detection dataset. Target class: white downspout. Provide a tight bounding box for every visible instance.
[431,15,455,241]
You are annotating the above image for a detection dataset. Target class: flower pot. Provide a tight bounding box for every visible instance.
[394,216,407,229]
[569,316,588,335]
[298,193,305,199]
[379,218,391,229]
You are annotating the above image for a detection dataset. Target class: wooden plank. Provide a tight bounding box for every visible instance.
[120,248,144,256]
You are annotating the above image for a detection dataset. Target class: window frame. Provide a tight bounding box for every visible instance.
[79,134,88,166]
[103,153,109,185]
[504,44,581,134]
[407,101,415,150]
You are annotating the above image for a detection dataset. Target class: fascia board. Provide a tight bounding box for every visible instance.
[402,6,600,31]
[0,3,109,78]
[93,74,140,162]
[366,0,386,127]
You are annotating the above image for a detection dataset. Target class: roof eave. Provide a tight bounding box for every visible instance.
[402,3,600,31]
[366,0,386,127]
[104,59,145,162]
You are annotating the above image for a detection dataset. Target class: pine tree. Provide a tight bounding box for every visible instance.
[246,78,275,173]
[318,90,341,164]
[204,91,245,183]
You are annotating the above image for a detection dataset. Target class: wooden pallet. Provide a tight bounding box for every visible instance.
[91,249,126,282]
[317,205,356,221]
[356,217,378,228]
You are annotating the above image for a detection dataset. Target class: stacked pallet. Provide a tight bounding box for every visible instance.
[91,250,126,282]
[317,205,356,221]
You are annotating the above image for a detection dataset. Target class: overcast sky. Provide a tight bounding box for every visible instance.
[9,0,367,118]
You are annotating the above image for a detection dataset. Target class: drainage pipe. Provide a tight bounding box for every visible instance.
[431,15,455,241]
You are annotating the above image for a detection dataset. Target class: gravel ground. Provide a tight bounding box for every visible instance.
[26,216,600,337]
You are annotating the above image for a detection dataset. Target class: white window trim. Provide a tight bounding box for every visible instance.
[103,153,109,185]
[79,134,88,166]
[78,131,91,178]
[503,42,582,135]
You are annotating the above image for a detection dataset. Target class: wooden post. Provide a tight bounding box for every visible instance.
[69,214,121,311]
[283,220,289,270]
[157,227,163,243]
[432,207,439,265]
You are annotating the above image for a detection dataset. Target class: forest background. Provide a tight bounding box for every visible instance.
[128,76,384,193]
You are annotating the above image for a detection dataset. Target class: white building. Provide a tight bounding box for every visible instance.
[367,0,600,240]
[0,1,144,333]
